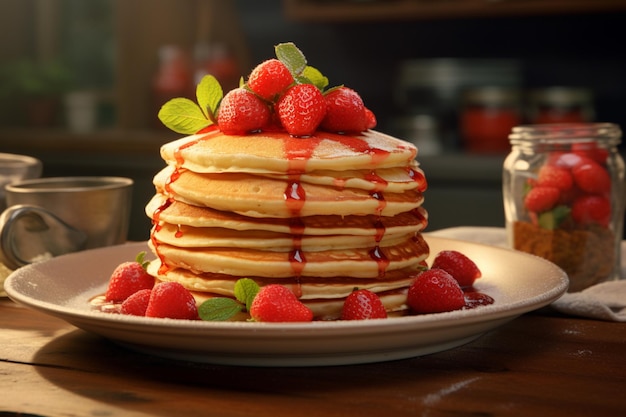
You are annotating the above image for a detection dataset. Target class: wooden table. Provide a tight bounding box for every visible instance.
[1,297,624,417]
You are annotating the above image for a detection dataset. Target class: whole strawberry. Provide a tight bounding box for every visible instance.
[537,165,573,192]
[571,194,611,227]
[524,186,560,213]
[407,269,465,314]
[431,250,481,288]
[572,158,611,194]
[218,87,271,134]
[247,59,294,101]
[276,84,326,136]
[572,142,609,165]
[341,289,387,320]
[320,87,368,133]
[105,252,155,302]
[120,288,152,316]
[364,108,377,130]
[249,284,313,322]
[145,282,199,320]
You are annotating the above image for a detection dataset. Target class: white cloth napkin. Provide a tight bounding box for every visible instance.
[427,226,626,322]
[551,281,626,321]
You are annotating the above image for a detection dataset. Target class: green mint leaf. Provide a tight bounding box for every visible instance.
[275,42,307,76]
[198,298,243,321]
[302,66,329,90]
[233,278,260,311]
[196,75,223,121]
[158,98,211,134]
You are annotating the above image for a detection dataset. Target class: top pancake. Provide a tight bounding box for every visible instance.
[160,129,418,174]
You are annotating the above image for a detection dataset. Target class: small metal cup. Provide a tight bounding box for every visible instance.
[0,153,43,210]
[0,176,133,269]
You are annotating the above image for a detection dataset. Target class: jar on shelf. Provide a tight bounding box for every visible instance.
[460,87,522,153]
[528,87,594,125]
[503,123,625,292]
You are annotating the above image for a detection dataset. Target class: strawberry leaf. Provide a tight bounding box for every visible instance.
[158,98,211,134]
[135,251,150,270]
[198,298,243,321]
[196,75,223,121]
[275,42,307,76]
[234,278,260,312]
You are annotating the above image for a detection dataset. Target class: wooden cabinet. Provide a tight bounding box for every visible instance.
[284,0,626,22]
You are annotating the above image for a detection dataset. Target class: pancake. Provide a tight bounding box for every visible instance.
[153,166,424,218]
[145,194,428,236]
[160,129,418,174]
[152,223,414,250]
[149,233,428,279]
[186,286,411,320]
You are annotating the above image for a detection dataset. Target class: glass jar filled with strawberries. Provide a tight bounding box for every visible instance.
[503,123,625,292]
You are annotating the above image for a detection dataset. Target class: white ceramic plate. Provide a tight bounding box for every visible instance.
[5,237,568,367]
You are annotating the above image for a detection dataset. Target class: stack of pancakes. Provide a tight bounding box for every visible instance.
[145,129,429,319]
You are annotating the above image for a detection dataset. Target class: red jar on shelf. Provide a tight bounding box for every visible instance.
[528,87,594,125]
[460,87,521,153]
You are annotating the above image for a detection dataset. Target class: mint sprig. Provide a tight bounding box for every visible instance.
[275,42,307,75]
[196,74,223,121]
[158,75,223,134]
[276,42,329,91]
[198,278,260,321]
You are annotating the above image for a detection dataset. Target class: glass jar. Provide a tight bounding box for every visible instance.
[461,87,522,153]
[503,123,625,292]
[528,87,594,125]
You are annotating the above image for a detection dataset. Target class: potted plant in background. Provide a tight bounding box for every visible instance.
[0,59,72,127]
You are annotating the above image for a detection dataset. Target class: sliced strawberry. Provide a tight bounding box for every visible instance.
[105,259,155,302]
[571,194,611,227]
[145,282,198,320]
[320,87,367,133]
[249,284,313,322]
[572,159,611,194]
[247,59,294,101]
[524,186,560,213]
[120,289,152,316]
[407,269,465,314]
[431,250,481,288]
[276,84,326,136]
[217,87,271,135]
[341,289,387,320]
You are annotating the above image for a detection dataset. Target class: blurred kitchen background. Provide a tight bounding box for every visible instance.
[1,0,626,240]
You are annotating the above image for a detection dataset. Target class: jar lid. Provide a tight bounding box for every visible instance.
[529,87,593,106]
[463,87,521,106]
